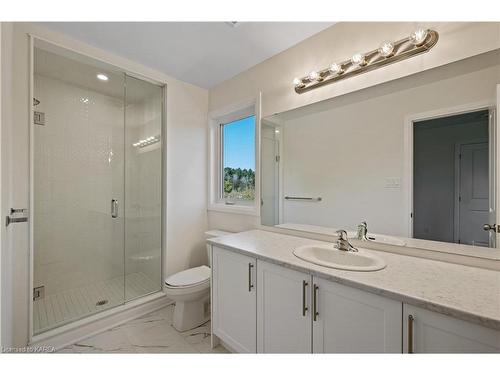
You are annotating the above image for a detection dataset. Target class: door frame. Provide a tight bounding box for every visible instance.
[403,100,497,241]
[453,140,489,245]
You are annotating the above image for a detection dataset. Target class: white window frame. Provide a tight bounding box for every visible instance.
[208,94,261,216]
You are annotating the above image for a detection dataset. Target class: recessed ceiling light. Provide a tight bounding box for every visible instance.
[97,74,109,81]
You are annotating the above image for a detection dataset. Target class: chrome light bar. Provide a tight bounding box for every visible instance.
[293,29,439,94]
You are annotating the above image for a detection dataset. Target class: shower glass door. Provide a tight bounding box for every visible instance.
[124,75,163,301]
[32,40,163,336]
[33,42,127,335]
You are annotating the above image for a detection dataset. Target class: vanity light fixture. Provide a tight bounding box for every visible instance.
[293,77,304,88]
[329,63,343,75]
[308,70,320,82]
[293,28,439,94]
[351,53,366,67]
[378,41,395,58]
[409,28,429,46]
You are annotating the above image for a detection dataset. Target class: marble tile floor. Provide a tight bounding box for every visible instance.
[59,305,229,353]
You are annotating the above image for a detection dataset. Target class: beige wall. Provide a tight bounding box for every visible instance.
[208,22,500,233]
[1,22,208,346]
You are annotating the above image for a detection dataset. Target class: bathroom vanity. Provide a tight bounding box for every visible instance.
[209,230,500,353]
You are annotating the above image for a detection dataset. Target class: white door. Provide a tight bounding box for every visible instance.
[312,278,402,353]
[212,246,256,353]
[257,260,312,353]
[458,142,490,246]
[403,304,500,353]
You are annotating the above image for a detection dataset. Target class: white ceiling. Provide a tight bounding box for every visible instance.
[38,22,334,89]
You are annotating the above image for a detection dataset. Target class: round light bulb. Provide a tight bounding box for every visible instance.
[351,53,366,66]
[308,71,319,81]
[293,77,302,86]
[409,28,428,46]
[329,63,343,75]
[378,41,395,57]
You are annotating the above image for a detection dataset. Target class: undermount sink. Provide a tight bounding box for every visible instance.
[293,244,386,271]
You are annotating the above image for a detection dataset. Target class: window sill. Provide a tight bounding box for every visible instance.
[207,202,259,216]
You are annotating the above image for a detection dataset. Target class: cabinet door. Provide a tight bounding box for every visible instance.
[312,278,402,353]
[257,261,312,353]
[403,304,500,353]
[212,247,256,353]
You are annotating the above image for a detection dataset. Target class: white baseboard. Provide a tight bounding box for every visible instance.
[29,292,172,351]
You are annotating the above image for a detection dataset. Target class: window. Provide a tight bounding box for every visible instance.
[220,115,256,203]
[208,98,260,215]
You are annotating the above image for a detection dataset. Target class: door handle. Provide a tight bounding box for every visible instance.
[302,280,308,316]
[111,199,118,218]
[312,284,319,321]
[483,224,499,232]
[248,263,254,292]
[6,208,28,227]
[407,314,415,354]
[6,216,28,226]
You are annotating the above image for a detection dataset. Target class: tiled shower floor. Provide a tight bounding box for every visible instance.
[33,272,158,334]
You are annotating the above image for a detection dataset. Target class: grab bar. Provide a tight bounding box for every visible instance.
[284,196,322,202]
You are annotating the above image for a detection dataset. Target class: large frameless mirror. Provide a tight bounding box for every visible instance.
[261,49,500,256]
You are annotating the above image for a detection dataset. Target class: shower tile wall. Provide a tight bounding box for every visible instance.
[33,74,125,297]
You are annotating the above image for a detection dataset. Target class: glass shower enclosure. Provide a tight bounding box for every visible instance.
[31,40,163,335]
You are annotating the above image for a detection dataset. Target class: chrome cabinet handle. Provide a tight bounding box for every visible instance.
[408,314,415,354]
[111,199,118,218]
[313,284,319,321]
[248,263,254,292]
[302,280,308,316]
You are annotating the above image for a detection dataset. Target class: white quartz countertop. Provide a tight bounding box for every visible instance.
[208,230,500,330]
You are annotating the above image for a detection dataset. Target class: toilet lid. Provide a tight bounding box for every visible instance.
[165,265,210,287]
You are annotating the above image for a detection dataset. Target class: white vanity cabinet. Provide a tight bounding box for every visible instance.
[403,304,500,353]
[312,277,402,353]
[257,260,313,353]
[211,246,257,353]
[211,247,499,353]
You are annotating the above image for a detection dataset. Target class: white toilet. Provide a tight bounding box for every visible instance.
[165,230,231,332]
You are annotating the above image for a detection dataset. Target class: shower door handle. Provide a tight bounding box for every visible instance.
[111,199,118,218]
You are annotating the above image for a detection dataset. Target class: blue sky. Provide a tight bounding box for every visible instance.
[223,115,255,170]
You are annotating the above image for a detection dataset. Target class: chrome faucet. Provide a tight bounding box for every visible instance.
[357,221,368,241]
[335,230,358,252]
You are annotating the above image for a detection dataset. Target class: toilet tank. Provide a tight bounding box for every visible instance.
[205,230,232,267]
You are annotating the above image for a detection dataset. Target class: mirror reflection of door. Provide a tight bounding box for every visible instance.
[413,109,493,247]
[457,142,489,246]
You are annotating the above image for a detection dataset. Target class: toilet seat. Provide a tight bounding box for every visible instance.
[165,265,210,288]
